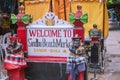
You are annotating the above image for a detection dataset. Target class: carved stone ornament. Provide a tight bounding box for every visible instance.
[27,12,73,28]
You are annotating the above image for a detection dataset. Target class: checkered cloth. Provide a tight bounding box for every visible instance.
[4,53,26,65]
[66,56,86,80]
[4,53,27,70]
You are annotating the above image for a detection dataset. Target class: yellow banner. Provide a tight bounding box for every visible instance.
[25,0,108,38]
[71,1,108,37]
[25,1,50,21]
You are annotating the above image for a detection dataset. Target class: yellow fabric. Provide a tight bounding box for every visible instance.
[25,0,70,21]
[25,0,50,21]
[71,1,108,37]
[70,0,106,2]
[104,4,109,38]
[20,0,24,2]
[52,0,71,21]
[24,0,108,38]
[53,0,59,16]
[56,0,70,20]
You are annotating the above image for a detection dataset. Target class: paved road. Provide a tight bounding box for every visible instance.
[106,19,120,73]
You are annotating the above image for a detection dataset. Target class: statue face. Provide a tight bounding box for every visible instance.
[73,40,80,48]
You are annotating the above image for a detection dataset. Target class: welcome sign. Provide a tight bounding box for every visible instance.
[27,27,75,57]
[26,12,83,58]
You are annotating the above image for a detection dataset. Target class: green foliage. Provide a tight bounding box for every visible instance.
[107,0,120,4]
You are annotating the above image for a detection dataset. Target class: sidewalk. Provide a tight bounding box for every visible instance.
[106,30,120,55]
[106,19,120,55]
[106,19,120,72]
[100,20,120,80]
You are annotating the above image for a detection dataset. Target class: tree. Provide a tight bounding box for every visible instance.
[107,0,120,4]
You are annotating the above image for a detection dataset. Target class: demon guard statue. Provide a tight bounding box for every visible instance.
[69,35,84,55]
[66,34,87,80]
[88,24,105,75]
[66,4,88,80]
[4,34,27,80]
[89,24,102,64]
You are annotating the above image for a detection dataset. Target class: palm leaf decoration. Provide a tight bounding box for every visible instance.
[21,14,30,24]
[69,13,75,24]
[10,14,17,24]
[80,13,88,24]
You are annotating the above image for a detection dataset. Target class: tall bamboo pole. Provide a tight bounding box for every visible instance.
[102,0,105,50]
